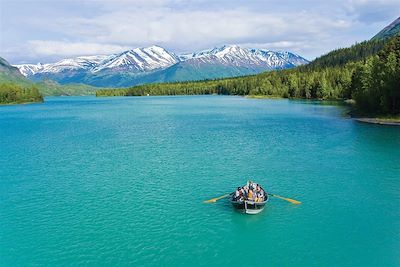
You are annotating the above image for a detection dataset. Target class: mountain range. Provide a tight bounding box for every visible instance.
[15,45,309,87]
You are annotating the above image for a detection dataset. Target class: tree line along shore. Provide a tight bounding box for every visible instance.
[0,83,43,105]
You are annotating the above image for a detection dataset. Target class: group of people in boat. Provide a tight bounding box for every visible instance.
[233,181,266,202]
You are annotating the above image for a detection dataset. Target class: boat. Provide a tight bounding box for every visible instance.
[230,183,269,214]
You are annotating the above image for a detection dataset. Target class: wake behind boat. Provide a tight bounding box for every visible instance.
[231,181,268,214]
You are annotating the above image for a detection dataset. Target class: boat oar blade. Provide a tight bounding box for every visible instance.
[270,193,301,204]
[203,194,230,203]
[285,198,301,205]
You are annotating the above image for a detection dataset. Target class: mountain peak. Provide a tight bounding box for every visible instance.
[147,45,168,51]
[92,45,178,73]
[219,44,241,50]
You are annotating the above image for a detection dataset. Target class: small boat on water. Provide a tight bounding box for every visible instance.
[203,181,300,211]
[230,182,268,214]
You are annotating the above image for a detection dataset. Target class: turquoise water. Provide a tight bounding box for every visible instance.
[1,96,399,266]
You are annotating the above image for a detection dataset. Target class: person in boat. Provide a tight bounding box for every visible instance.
[243,185,249,198]
[247,181,254,190]
[234,187,242,201]
[234,187,240,199]
[247,181,259,190]
[256,189,264,202]
[247,188,254,201]
[239,187,245,196]
[256,185,261,195]
[252,182,258,191]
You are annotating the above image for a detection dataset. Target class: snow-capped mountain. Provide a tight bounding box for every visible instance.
[16,63,45,76]
[15,46,178,76]
[14,44,308,87]
[92,46,179,72]
[250,49,307,68]
[180,45,307,69]
[15,55,110,76]
[45,55,110,73]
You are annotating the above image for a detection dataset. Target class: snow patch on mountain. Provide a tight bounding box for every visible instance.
[15,63,44,76]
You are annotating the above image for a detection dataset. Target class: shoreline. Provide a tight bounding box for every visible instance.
[0,100,43,106]
[354,117,400,126]
[245,95,284,99]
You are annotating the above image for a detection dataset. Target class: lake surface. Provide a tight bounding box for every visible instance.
[1,96,399,266]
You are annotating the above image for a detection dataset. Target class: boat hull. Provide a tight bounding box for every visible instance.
[231,197,268,214]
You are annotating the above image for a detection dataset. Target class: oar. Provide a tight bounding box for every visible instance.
[204,193,232,203]
[269,193,301,204]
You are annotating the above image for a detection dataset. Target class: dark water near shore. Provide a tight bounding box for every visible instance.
[1,96,399,266]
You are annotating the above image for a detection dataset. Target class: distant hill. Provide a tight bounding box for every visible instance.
[0,57,43,104]
[372,17,400,40]
[0,56,99,96]
[0,56,32,85]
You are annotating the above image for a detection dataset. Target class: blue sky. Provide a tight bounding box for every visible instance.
[0,0,399,64]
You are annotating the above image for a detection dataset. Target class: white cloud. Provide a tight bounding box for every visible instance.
[25,41,131,58]
[29,7,351,53]
[346,0,400,24]
[240,41,311,51]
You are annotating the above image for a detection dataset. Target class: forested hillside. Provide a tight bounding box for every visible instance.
[352,36,400,114]
[303,39,386,70]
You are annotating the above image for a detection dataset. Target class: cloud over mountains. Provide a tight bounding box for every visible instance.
[1,0,399,63]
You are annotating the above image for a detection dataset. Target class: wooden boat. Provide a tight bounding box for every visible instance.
[230,185,269,214]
